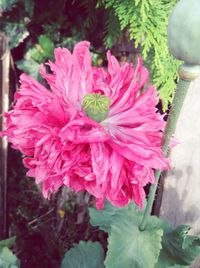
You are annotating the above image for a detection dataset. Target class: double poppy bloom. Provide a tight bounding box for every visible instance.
[1,41,169,209]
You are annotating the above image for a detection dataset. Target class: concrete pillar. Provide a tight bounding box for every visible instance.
[159,75,200,267]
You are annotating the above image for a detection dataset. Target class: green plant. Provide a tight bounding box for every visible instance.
[98,0,180,110]
[16,34,55,80]
[0,237,20,268]
[60,203,200,268]
[88,202,200,268]
[0,0,33,49]
[61,241,105,268]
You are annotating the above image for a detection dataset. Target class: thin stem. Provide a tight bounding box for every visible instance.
[139,78,191,231]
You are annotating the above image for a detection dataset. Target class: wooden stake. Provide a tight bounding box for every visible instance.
[0,32,10,239]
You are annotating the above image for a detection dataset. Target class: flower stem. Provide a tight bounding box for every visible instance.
[139,67,192,231]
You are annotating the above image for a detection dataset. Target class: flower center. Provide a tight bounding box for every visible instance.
[82,93,111,123]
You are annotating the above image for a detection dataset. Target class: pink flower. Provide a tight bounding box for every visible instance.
[1,41,169,209]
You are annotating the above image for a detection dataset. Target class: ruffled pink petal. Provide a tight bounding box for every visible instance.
[107,134,168,170]
[170,135,180,147]
[60,117,110,143]
[109,150,124,190]
[102,86,168,170]
[106,187,130,208]
[108,57,149,116]
[131,184,146,208]
[73,41,93,95]
[102,52,135,104]
[40,48,81,106]
[92,67,111,96]
[107,50,120,73]
[2,73,70,156]
[89,142,150,209]
[40,41,93,107]
[90,142,110,185]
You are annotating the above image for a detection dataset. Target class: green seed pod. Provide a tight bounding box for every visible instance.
[82,93,111,123]
[168,0,200,64]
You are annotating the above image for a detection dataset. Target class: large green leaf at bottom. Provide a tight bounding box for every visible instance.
[89,201,170,234]
[105,215,163,268]
[61,241,105,268]
[90,202,200,268]
[90,202,166,268]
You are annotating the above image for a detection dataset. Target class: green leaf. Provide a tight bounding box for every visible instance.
[89,201,131,233]
[61,241,105,268]
[104,206,164,268]
[25,47,45,63]
[155,249,189,268]
[89,201,170,234]
[38,35,54,58]
[104,10,121,48]
[0,0,34,15]
[4,22,29,49]
[0,0,18,11]
[90,202,167,268]
[0,247,20,268]
[16,59,40,80]
[0,237,16,249]
[155,225,200,267]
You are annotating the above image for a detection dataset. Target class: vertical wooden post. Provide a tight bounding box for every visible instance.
[0,32,10,240]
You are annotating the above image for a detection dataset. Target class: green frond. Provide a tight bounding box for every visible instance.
[101,0,180,110]
[103,10,121,48]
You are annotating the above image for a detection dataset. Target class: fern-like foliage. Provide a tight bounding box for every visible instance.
[103,10,121,49]
[99,0,180,110]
